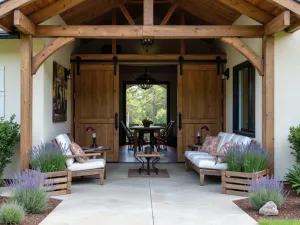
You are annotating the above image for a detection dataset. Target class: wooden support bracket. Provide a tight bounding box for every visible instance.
[32,37,75,75]
[221,37,264,76]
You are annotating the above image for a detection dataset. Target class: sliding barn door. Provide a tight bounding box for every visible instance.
[74,64,119,162]
[177,64,223,162]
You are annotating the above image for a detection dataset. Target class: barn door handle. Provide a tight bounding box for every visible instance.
[115,112,119,130]
[178,112,182,130]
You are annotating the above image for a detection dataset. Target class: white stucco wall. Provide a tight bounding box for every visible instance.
[274,30,300,178]
[0,16,74,178]
[219,15,263,145]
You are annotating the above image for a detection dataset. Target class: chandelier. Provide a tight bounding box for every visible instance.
[141,39,154,52]
[136,68,156,90]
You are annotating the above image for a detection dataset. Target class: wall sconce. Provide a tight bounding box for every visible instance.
[64,69,71,82]
[141,39,154,52]
[222,68,230,80]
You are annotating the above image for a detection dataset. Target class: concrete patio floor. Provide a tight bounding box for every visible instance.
[1,163,258,225]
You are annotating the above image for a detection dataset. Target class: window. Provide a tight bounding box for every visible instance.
[233,61,255,137]
[0,66,4,118]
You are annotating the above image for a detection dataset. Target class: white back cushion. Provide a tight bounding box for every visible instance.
[216,132,236,153]
[55,134,74,167]
[231,135,252,146]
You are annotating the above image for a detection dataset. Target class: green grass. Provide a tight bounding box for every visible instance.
[259,219,300,225]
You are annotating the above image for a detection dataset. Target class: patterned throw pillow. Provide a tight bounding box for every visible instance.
[69,142,86,163]
[217,141,233,163]
[201,135,221,154]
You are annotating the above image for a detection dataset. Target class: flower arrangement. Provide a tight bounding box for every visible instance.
[5,169,50,214]
[28,143,67,173]
[249,176,286,210]
[142,118,153,127]
[225,143,269,173]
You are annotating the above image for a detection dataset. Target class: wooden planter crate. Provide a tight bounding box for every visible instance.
[221,169,268,197]
[29,169,72,196]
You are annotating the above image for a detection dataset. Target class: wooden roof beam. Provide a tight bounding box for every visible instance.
[28,0,87,24]
[0,13,14,32]
[119,3,136,25]
[34,25,264,38]
[14,10,35,35]
[287,19,300,32]
[0,0,37,19]
[265,11,290,35]
[221,37,263,76]
[160,1,179,25]
[144,0,153,25]
[266,0,300,18]
[218,0,274,24]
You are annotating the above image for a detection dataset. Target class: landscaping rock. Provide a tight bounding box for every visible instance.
[259,201,279,216]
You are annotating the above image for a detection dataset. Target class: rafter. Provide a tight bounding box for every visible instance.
[265,11,290,35]
[218,0,274,24]
[160,1,179,25]
[0,0,37,19]
[144,0,153,25]
[266,0,300,17]
[34,25,264,38]
[119,3,135,25]
[28,0,87,24]
[287,19,300,32]
[14,10,35,35]
[0,13,14,32]
[32,37,75,75]
[221,37,264,75]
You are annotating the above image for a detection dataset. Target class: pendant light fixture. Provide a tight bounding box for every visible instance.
[141,39,154,52]
[136,68,156,90]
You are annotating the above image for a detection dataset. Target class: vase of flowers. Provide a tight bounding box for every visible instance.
[142,119,153,127]
[28,143,72,196]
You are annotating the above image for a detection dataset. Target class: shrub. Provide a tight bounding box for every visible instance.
[285,164,300,195]
[249,177,285,211]
[288,125,300,163]
[225,143,269,172]
[0,202,25,224]
[0,115,20,183]
[6,169,49,214]
[28,143,67,173]
[259,219,300,225]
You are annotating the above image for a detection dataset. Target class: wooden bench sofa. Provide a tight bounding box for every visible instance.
[185,132,253,185]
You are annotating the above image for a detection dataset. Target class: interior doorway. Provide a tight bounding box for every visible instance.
[119,65,178,163]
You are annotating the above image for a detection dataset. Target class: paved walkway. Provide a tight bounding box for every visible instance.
[2,164,258,225]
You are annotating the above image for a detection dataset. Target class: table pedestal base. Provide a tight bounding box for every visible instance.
[136,156,160,175]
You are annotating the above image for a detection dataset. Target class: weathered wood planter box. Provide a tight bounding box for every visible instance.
[221,169,268,197]
[29,170,72,196]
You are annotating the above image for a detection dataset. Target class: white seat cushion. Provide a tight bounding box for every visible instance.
[55,134,74,167]
[68,159,106,172]
[231,135,252,146]
[184,151,209,159]
[194,158,227,170]
[189,153,215,163]
[216,132,236,153]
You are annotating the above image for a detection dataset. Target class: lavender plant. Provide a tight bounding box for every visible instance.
[28,143,67,173]
[5,169,49,214]
[249,177,286,210]
[0,202,25,224]
[225,143,269,172]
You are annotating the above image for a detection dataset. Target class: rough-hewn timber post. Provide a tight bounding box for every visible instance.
[20,33,33,171]
[262,36,275,176]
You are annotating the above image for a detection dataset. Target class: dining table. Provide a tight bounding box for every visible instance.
[130,126,164,152]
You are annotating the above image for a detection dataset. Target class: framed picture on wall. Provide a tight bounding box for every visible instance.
[53,62,68,123]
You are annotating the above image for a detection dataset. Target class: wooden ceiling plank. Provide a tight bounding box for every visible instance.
[266,0,300,17]
[287,19,300,32]
[265,10,290,35]
[0,13,14,32]
[144,0,154,25]
[14,9,36,35]
[119,3,136,25]
[218,0,274,24]
[28,0,87,24]
[221,37,263,75]
[35,25,264,38]
[0,0,37,19]
[160,1,178,25]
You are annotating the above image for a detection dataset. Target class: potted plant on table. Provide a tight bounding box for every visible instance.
[221,143,269,196]
[28,143,72,196]
[142,119,153,127]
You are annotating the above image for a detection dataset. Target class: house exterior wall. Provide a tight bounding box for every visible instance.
[220,15,300,179]
[1,16,74,179]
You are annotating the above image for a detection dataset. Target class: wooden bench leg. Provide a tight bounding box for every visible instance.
[100,172,104,185]
[104,166,107,179]
[199,169,205,186]
[185,158,190,172]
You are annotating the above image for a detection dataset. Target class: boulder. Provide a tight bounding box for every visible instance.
[259,201,279,216]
